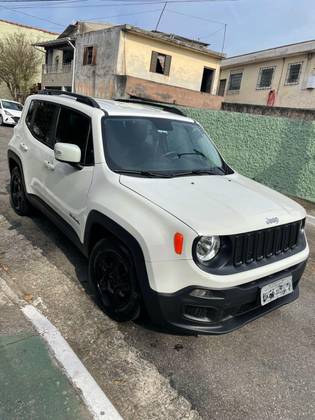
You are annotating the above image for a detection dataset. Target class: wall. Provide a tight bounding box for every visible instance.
[123,31,221,95]
[75,27,121,98]
[120,75,223,108]
[183,108,315,203]
[0,20,57,99]
[222,102,315,121]
[220,53,315,108]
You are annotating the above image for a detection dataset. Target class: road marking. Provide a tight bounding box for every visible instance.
[0,278,122,420]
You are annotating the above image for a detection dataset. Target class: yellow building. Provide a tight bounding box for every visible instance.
[219,40,315,109]
[0,19,58,99]
[35,22,224,108]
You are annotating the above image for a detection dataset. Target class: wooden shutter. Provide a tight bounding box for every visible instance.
[150,51,158,72]
[92,47,97,65]
[164,55,172,76]
[83,47,88,65]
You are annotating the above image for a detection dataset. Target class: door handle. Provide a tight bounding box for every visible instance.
[19,142,28,152]
[44,160,55,171]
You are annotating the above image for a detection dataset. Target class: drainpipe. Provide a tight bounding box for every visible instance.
[67,38,76,93]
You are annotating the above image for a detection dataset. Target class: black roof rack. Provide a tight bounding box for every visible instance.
[38,89,100,109]
[115,98,185,116]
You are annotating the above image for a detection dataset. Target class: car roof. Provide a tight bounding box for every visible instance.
[95,98,192,121]
[31,94,193,122]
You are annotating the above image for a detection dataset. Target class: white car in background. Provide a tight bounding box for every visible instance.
[0,99,23,126]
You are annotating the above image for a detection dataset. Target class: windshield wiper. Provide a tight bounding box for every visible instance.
[114,169,172,178]
[177,149,208,159]
[170,168,224,177]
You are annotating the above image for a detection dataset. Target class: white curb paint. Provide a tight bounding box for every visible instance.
[22,305,122,420]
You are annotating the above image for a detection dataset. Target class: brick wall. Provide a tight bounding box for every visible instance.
[125,76,223,109]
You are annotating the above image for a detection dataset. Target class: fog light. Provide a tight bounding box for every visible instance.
[190,289,214,298]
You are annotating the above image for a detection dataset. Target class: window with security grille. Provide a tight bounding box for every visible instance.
[285,63,302,85]
[257,67,275,89]
[228,72,243,91]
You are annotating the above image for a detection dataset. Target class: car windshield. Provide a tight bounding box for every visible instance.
[2,100,23,111]
[102,117,229,177]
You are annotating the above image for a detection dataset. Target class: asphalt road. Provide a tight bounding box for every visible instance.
[0,125,314,419]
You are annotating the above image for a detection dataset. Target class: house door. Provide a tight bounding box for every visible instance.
[218,79,227,96]
[200,68,215,93]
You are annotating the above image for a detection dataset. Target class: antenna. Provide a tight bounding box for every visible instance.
[155,2,168,31]
[221,23,227,54]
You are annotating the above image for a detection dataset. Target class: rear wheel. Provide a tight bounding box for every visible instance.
[88,238,142,322]
[10,167,33,216]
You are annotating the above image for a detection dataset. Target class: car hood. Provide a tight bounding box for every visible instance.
[120,173,306,235]
[3,108,21,117]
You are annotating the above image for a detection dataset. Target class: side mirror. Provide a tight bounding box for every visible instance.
[54,142,81,165]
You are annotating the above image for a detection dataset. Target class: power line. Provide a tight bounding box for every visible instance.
[0,2,65,26]
[167,8,225,25]
[3,0,238,8]
[82,8,162,21]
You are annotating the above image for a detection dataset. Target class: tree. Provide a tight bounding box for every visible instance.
[0,32,42,102]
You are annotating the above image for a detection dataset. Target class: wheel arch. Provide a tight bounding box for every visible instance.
[8,150,23,174]
[84,210,152,296]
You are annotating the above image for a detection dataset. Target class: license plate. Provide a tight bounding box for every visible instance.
[261,276,293,306]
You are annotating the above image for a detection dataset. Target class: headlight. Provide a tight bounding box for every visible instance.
[5,111,13,117]
[195,236,220,263]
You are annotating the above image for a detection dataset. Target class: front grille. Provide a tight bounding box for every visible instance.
[232,220,302,267]
[13,117,20,123]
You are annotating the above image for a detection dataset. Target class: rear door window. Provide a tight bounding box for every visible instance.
[55,107,94,166]
[27,100,59,149]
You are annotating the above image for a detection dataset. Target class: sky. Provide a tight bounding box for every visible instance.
[1,0,315,56]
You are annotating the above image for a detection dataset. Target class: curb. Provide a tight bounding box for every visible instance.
[0,278,122,420]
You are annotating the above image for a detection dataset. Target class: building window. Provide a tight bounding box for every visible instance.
[83,46,97,65]
[200,68,215,93]
[257,66,275,89]
[285,63,302,85]
[150,51,171,75]
[228,72,243,91]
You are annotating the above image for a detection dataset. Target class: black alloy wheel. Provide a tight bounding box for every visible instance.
[10,167,32,216]
[89,238,141,322]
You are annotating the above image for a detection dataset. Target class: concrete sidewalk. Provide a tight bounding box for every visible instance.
[0,290,91,420]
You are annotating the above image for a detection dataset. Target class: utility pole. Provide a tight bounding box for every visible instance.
[67,38,76,93]
[155,2,167,31]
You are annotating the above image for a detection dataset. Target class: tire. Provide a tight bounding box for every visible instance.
[88,238,142,322]
[0,115,3,126]
[10,166,33,216]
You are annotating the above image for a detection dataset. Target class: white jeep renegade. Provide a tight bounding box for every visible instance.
[8,91,309,334]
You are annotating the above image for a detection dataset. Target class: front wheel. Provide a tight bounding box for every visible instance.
[88,238,142,322]
[0,115,3,126]
[10,167,33,216]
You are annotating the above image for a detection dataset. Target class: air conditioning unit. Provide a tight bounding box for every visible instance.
[306,75,315,89]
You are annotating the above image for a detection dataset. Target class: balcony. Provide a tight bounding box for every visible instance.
[42,63,73,89]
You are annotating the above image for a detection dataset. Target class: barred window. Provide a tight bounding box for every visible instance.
[228,72,243,91]
[285,63,302,85]
[257,66,275,89]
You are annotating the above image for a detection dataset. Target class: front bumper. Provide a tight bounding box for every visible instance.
[2,116,19,125]
[145,260,307,335]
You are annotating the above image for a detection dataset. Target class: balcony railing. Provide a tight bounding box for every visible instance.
[43,63,72,74]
